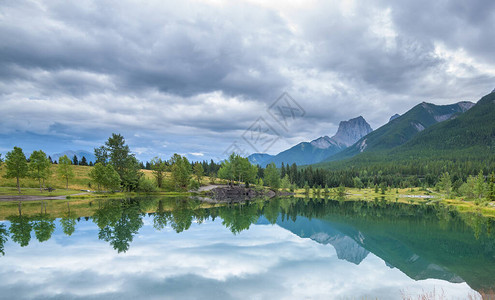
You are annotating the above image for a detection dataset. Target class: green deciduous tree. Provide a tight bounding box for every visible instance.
[29,150,51,192]
[4,147,28,193]
[264,163,280,190]
[57,155,75,190]
[353,177,364,190]
[193,163,204,184]
[150,157,167,188]
[95,134,143,191]
[170,154,192,190]
[89,163,121,191]
[281,174,290,191]
[217,153,257,185]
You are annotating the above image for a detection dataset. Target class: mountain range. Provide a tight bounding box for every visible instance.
[248,96,479,167]
[51,150,96,163]
[248,116,372,167]
[315,90,495,170]
[324,100,475,162]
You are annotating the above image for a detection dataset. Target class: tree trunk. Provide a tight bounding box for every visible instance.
[39,179,43,193]
[66,177,69,190]
[16,177,20,194]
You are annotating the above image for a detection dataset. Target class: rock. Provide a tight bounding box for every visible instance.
[206,185,276,202]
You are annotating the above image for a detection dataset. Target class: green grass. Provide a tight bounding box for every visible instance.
[0,187,83,197]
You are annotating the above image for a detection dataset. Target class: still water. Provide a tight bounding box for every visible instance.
[0,197,494,299]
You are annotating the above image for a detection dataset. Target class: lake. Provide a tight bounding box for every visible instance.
[0,196,494,299]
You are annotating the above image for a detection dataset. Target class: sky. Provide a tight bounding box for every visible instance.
[1,0,495,162]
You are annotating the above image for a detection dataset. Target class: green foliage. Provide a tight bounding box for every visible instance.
[95,134,143,191]
[60,213,77,236]
[379,182,387,195]
[280,174,290,191]
[193,163,204,184]
[475,170,486,200]
[209,172,217,184]
[32,215,56,242]
[353,177,364,189]
[4,147,28,193]
[29,150,51,192]
[264,162,280,189]
[89,163,121,191]
[488,173,495,202]
[150,157,167,188]
[218,153,257,184]
[188,178,200,191]
[7,215,32,247]
[0,224,7,256]
[439,172,452,198]
[337,184,346,197]
[57,155,75,190]
[170,154,192,190]
[137,177,158,193]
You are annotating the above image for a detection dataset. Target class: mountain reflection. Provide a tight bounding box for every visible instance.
[1,196,494,291]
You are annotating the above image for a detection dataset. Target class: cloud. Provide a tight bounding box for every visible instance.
[0,0,494,160]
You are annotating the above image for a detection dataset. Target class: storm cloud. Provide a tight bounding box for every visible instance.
[1,0,494,160]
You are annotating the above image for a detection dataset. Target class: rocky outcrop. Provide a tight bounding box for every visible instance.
[331,116,373,147]
[205,185,276,202]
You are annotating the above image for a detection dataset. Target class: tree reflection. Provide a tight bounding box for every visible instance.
[0,224,8,256]
[7,215,32,247]
[93,199,143,253]
[32,214,56,243]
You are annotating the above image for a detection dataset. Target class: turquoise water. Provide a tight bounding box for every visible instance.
[0,197,493,299]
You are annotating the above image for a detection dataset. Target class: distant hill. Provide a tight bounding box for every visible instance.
[248,116,372,167]
[324,101,474,162]
[51,150,95,164]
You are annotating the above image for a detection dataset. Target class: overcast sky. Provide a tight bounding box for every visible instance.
[1,0,494,162]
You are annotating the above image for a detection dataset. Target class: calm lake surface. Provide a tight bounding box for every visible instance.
[0,196,494,299]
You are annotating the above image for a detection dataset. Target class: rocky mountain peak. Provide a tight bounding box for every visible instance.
[456,101,475,112]
[389,114,400,122]
[331,116,373,147]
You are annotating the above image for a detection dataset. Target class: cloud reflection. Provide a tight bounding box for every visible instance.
[0,217,477,299]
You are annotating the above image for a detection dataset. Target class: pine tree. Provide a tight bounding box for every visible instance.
[72,155,79,166]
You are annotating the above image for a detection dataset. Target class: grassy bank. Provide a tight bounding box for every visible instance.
[289,187,495,217]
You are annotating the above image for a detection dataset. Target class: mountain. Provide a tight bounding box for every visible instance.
[324,101,474,162]
[389,114,400,122]
[247,153,274,166]
[274,216,370,265]
[248,116,372,167]
[390,91,495,156]
[51,150,96,163]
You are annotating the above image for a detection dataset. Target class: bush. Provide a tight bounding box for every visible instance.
[188,179,200,191]
[137,177,157,193]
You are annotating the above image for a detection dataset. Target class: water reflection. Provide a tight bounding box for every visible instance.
[0,196,494,296]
